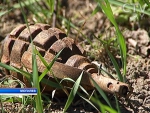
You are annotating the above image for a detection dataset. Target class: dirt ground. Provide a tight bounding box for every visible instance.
[0,0,150,113]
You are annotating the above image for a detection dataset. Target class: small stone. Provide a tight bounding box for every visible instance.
[140,90,148,95]
[138,106,143,110]
[137,94,145,99]
[129,79,135,84]
[145,99,150,104]
[138,99,144,104]
[146,79,150,84]
[144,84,149,90]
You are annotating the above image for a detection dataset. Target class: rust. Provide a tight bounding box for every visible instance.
[10,40,29,68]
[28,44,45,56]
[33,30,57,50]
[19,25,42,42]
[10,24,26,37]
[62,37,74,50]
[65,55,90,67]
[48,28,67,39]
[35,23,51,30]
[91,73,130,97]
[1,23,132,97]
[50,40,67,53]
[1,38,14,64]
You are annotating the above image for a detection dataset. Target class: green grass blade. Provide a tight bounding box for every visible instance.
[32,47,43,113]
[78,85,89,96]
[114,94,121,113]
[63,71,83,112]
[116,30,127,81]
[32,48,39,88]
[96,0,126,81]
[77,92,100,112]
[144,0,150,7]
[91,96,117,113]
[106,48,123,81]
[36,48,65,96]
[0,63,31,80]
[41,78,61,89]
[60,78,75,83]
[89,76,112,108]
[13,0,40,9]
[60,78,89,96]
[18,0,30,32]
[66,18,71,35]
[34,48,49,67]
[36,49,63,82]
[46,0,54,14]
[0,9,12,17]
[92,4,101,15]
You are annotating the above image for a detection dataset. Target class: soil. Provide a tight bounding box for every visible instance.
[0,0,150,113]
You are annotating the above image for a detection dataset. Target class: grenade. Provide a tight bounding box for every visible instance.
[1,23,132,97]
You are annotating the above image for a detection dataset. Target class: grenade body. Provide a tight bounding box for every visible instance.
[1,23,132,97]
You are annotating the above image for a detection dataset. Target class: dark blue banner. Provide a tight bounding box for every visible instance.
[0,88,37,95]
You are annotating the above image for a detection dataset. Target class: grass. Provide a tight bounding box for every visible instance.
[63,71,83,112]
[94,0,127,82]
[0,0,149,112]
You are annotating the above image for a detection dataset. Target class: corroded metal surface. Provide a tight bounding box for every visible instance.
[1,23,132,97]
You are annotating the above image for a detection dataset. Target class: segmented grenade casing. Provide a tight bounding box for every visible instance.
[1,23,131,97]
[1,23,98,91]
